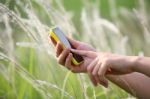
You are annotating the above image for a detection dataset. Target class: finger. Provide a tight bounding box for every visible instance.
[92,75,107,88]
[98,62,108,88]
[87,57,100,86]
[65,53,73,68]
[91,61,106,86]
[71,49,95,57]
[65,53,83,73]
[55,42,63,57]
[58,49,70,65]
[49,36,57,46]
[88,73,98,86]
[98,78,108,88]
[48,36,52,44]
[87,57,99,74]
[92,61,101,76]
[70,66,83,73]
[94,75,100,85]
[71,49,87,56]
[93,74,108,88]
[67,37,80,48]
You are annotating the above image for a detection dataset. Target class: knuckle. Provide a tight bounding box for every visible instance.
[61,50,66,56]
[57,58,62,64]
[65,48,70,51]
[64,49,70,54]
[92,72,97,76]
[103,57,109,64]
[87,66,92,73]
[63,49,67,53]
[98,72,103,77]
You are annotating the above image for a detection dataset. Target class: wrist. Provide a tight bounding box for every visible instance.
[130,56,142,72]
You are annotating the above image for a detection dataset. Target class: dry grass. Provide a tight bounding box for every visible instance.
[0,0,149,99]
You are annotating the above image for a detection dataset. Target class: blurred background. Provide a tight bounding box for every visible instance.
[0,0,150,99]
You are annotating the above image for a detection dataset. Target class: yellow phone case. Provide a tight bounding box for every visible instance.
[49,27,83,65]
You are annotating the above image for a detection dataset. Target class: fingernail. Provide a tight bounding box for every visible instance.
[100,81,108,88]
[104,82,108,88]
[70,49,75,51]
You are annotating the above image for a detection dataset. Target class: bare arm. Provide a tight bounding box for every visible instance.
[107,72,150,99]
[133,56,150,77]
[71,50,150,98]
[49,37,150,98]
[108,56,150,98]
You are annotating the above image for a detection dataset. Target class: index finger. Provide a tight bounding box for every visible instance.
[67,37,81,48]
[88,73,98,86]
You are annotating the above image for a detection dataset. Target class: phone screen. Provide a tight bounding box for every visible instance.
[52,27,84,64]
[53,28,71,48]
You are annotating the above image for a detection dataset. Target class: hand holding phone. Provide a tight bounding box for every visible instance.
[49,27,84,65]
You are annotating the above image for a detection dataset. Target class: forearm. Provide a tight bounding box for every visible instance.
[106,72,150,99]
[105,56,150,98]
[133,56,150,77]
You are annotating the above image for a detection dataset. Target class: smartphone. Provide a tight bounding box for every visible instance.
[49,27,83,65]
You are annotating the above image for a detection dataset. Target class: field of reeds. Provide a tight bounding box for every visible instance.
[0,0,150,99]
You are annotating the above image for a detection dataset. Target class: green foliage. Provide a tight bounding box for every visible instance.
[0,0,149,99]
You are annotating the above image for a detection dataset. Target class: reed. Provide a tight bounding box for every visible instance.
[0,0,149,98]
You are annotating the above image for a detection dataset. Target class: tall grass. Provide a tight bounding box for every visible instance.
[0,0,149,99]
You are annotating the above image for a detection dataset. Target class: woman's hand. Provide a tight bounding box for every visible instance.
[71,50,136,87]
[49,36,99,86]
[49,36,96,72]
[49,36,136,87]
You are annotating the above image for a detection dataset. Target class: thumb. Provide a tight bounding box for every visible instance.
[71,49,96,57]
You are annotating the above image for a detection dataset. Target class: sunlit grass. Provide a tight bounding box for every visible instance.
[0,0,149,99]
